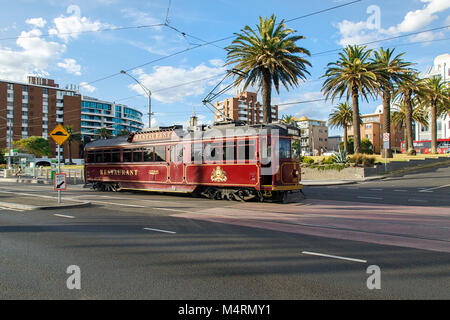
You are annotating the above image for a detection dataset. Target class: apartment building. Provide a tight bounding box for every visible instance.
[81,96,144,139]
[0,76,81,160]
[347,106,404,154]
[0,77,144,161]
[293,116,328,156]
[214,91,278,124]
[328,135,343,152]
[415,53,450,141]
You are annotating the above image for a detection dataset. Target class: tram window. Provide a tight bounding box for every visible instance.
[237,140,256,161]
[87,151,94,163]
[279,139,291,159]
[170,145,183,163]
[144,147,154,162]
[132,148,143,162]
[103,150,112,163]
[204,142,221,162]
[154,146,166,162]
[191,143,203,162]
[223,141,236,162]
[123,149,132,162]
[95,151,103,163]
[111,149,121,162]
[260,137,271,163]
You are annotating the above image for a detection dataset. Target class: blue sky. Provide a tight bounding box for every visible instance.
[0,0,449,135]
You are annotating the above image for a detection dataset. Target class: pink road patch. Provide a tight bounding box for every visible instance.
[174,199,450,253]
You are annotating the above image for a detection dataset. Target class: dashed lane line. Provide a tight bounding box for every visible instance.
[143,227,176,234]
[301,251,367,263]
[54,214,75,219]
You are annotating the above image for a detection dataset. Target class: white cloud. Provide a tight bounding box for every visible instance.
[128,62,226,103]
[79,82,96,93]
[57,58,81,75]
[335,0,450,47]
[121,8,162,27]
[49,6,109,42]
[388,0,450,34]
[25,17,47,28]
[0,28,66,81]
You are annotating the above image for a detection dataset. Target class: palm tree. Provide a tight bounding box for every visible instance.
[281,115,298,127]
[371,48,414,158]
[64,125,82,165]
[96,127,112,140]
[391,101,429,153]
[117,129,131,137]
[226,15,311,123]
[322,45,378,154]
[328,102,357,153]
[420,76,449,153]
[393,74,426,155]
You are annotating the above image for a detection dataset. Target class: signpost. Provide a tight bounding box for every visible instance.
[383,133,390,172]
[50,124,70,204]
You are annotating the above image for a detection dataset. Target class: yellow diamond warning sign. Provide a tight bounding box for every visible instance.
[50,124,70,146]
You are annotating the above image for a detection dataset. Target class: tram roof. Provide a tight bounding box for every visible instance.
[85,122,299,149]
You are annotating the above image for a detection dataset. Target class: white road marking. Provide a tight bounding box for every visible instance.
[143,227,176,234]
[301,251,367,263]
[394,189,408,192]
[0,206,25,212]
[408,199,428,203]
[153,207,189,213]
[369,188,383,191]
[418,184,450,193]
[54,214,75,219]
[90,200,146,208]
[357,196,383,200]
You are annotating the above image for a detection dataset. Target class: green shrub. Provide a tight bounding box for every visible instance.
[302,156,315,164]
[310,164,346,171]
[348,153,375,167]
[322,156,336,164]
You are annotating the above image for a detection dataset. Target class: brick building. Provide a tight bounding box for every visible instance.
[347,106,404,154]
[0,77,144,162]
[214,91,278,124]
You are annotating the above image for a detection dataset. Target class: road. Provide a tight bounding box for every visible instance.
[0,165,449,299]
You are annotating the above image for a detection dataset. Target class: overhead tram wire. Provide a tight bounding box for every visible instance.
[311,24,450,57]
[60,0,366,88]
[0,23,166,42]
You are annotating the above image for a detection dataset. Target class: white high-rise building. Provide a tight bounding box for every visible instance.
[415,54,450,141]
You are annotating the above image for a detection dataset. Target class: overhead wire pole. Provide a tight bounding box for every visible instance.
[120,70,153,128]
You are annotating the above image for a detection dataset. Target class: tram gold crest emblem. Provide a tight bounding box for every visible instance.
[211,166,227,182]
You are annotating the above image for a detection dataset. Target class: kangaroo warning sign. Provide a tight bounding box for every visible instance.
[54,173,67,191]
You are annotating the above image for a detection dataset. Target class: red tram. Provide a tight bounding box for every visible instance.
[84,122,302,201]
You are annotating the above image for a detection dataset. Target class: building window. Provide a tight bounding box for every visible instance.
[7,83,13,90]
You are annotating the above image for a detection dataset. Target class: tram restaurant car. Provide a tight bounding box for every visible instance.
[84,122,302,201]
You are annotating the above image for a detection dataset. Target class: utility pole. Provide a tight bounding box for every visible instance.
[120,70,153,128]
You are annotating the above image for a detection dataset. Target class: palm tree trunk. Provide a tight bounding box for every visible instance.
[68,141,72,164]
[404,90,415,155]
[343,125,348,153]
[351,86,361,154]
[262,69,272,124]
[382,88,393,158]
[431,102,437,154]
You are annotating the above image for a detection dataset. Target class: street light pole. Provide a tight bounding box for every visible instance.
[120,70,153,128]
[0,114,13,169]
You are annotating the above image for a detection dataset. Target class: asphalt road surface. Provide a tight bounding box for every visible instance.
[0,165,449,299]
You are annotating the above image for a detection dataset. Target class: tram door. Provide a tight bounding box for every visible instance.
[170,144,184,183]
